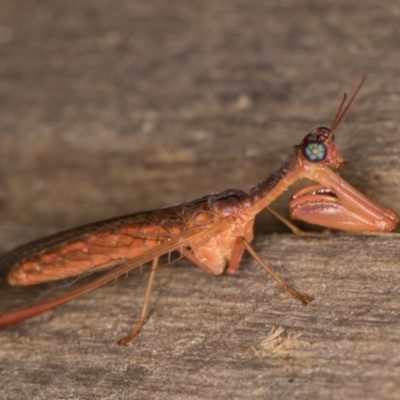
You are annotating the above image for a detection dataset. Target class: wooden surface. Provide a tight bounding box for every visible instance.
[1,1,400,399]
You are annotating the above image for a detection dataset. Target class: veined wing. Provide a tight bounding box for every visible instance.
[0,195,219,286]
[0,217,231,327]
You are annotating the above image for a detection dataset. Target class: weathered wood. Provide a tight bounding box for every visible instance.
[1,1,400,399]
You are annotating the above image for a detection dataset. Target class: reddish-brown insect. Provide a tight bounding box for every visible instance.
[0,79,398,344]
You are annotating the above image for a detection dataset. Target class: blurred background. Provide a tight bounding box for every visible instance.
[0,0,399,247]
[1,1,400,399]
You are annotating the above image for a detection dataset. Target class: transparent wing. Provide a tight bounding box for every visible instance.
[0,205,229,327]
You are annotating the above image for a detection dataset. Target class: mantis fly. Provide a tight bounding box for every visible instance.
[0,78,398,344]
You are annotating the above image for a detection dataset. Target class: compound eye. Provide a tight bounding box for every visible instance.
[303,142,327,162]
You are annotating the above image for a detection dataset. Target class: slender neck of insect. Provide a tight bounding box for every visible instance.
[247,148,301,214]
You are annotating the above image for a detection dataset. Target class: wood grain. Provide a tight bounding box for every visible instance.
[1,1,400,399]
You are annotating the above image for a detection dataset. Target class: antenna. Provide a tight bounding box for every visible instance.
[328,77,366,139]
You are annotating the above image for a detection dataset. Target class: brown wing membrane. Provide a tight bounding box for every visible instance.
[0,194,226,326]
[0,195,219,286]
[0,217,231,327]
